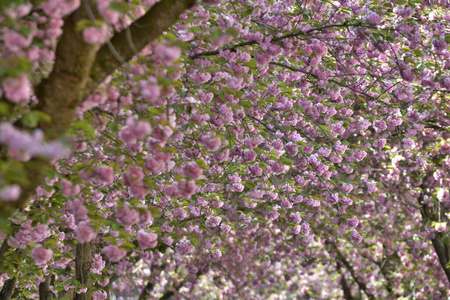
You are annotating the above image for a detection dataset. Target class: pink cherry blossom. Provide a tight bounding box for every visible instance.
[32,245,53,264]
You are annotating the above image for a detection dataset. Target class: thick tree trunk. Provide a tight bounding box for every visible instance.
[0,0,196,220]
[74,242,93,300]
[39,275,54,300]
[0,278,16,300]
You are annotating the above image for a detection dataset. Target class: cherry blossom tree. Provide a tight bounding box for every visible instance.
[1,0,450,299]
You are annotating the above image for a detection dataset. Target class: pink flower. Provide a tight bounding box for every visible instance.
[205,216,222,227]
[2,74,31,105]
[183,162,203,179]
[83,26,107,44]
[285,142,298,156]
[243,149,257,162]
[130,182,149,199]
[433,38,447,51]
[163,236,173,245]
[97,0,119,24]
[212,249,222,257]
[123,166,145,186]
[154,44,181,65]
[191,72,211,84]
[249,162,263,177]
[32,245,53,264]
[41,0,80,18]
[347,216,359,228]
[203,135,221,151]
[366,11,382,24]
[103,245,127,262]
[202,0,226,4]
[350,229,363,243]
[220,224,231,234]
[139,210,153,226]
[244,137,262,149]
[116,206,140,228]
[140,80,161,102]
[214,149,229,163]
[177,179,198,198]
[3,30,32,51]
[435,222,447,233]
[176,240,194,255]
[95,166,114,183]
[93,291,107,300]
[75,222,96,243]
[342,183,353,193]
[137,230,158,249]
[403,138,415,149]
[301,223,310,235]
[0,184,21,202]
[367,181,378,192]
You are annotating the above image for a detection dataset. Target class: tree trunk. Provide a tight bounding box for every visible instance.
[0,278,16,300]
[74,242,93,300]
[39,275,54,300]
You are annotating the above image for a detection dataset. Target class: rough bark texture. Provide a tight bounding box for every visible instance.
[431,234,450,282]
[0,0,196,294]
[0,2,98,219]
[337,262,353,300]
[419,189,450,283]
[0,0,196,218]
[0,239,9,269]
[428,219,450,283]
[38,275,53,300]
[83,0,196,99]
[0,277,16,300]
[74,242,93,300]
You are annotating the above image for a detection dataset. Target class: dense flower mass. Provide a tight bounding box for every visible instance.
[1,0,450,299]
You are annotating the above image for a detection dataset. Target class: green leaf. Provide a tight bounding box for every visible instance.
[109,1,133,13]
[148,206,162,218]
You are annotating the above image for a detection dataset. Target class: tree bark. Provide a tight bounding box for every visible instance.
[327,241,375,300]
[337,262,353,300]
[0,277,16,300]
[430,232,450,282]
[0,0,197,221]
[74,242,93,300]
[83,0,196,99]
[0,239,10,271]
[418,189,450,283]
[39,275,54,300]
[0,2,98,219]
[138,280,155,300]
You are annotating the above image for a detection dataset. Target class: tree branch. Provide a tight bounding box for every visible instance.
[83,0,197,100]
[0,277,16,300]
[0,0,196,220]
[39,274,54,300]
[190,23,380,59]
[337,261,353,300]
[327,241,375,300]
[74,242,93,300]
[418,186,450,283]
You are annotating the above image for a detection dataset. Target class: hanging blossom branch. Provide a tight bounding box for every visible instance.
[190,22,385,59]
